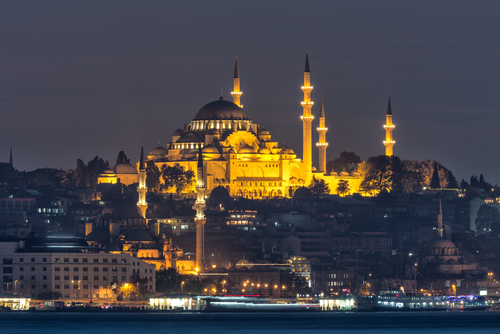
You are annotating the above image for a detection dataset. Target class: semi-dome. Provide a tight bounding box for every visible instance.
[122,228,154,242]
[258,147,270,154]
[239,145,257,154]
[193,98,249,121]
[280,145,295,154]
[258,128,270,135]
[100,167,115,174]
[173,128,186,136]
[149,146,168,156]
[114,162,138,174]
[202,145,220,154]
[176,131,203,143]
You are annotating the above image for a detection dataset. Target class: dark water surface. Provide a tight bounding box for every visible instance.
[2,311,500,334]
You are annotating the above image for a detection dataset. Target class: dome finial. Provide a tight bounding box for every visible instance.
[234,55,239,79]
[320,97,325,118]
[386,93,392,115]
[219,89,224,100]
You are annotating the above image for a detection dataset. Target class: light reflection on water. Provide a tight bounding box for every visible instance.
[2,311,500,334]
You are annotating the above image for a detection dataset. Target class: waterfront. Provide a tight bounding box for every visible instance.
[2,312,500,334]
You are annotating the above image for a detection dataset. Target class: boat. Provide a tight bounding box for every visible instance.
[356,290,449,312]
[448,296,491,311]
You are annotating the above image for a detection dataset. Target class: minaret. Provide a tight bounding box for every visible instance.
[137,143,148,218]
[231,56,242,107]
[437,196,444,238]
[383,93,395,156]
[9,146,13,168]
[316,98,328,173]
[301,50,314,178]
[193,147,206,272]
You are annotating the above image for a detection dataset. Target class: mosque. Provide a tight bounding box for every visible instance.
[141,52,394,200]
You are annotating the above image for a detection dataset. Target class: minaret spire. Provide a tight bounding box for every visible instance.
[437,196,444,238]
[193,146,206,272]
[231,56,242,107]
[301,50,314,181]
[316,98,328,173]
[9,146,13,168]
[137,142,148,218]
[383,93,395,156]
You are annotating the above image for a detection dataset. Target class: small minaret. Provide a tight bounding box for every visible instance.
[231,56,242,107]
[9,146,13,168]
[137,143,148,218]
[193,147,206,272]
[437,196,444,238]
[383,93,395,156]
[316,98,328,173]
[301,50,314,178]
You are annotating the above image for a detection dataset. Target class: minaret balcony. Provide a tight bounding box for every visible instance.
[316,143,329,147]
[300,115,314,120]
[231,91,242,95]
[317,127,328,131]
[301,101,314,106]
[383,140,395,145]
[383,124,395,129]
[301,86,313,91]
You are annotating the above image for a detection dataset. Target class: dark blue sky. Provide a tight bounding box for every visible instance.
[1,1,499,184]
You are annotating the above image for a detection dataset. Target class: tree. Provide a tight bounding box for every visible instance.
[129,272,149,298]
[57,169,76,189]
[161,163,195,196]
[74,156,109,188]
[360,155,403,194]
[336,180,350,197]
[308,176,330,196]
[146,161,161,192]
[475,204,500,236]
[156,268,182,295]
[116,151,130,164]
[327,151,361,173]
[460,178,469,189]
[400,169,422,193]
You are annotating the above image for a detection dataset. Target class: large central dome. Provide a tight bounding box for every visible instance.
[193,97,249,121]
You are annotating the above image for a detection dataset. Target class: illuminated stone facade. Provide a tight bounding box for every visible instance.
[144,53,364,198]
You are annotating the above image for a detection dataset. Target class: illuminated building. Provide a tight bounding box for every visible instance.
[383,93,395,156]
[144,52,365,199]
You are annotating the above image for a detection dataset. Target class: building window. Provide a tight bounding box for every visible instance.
[43,258,47,263]
[31,258,35,262]
[93,258,99,263]
[83,267,88,272]
[54,258,60,263]
[112,267,117,272]
[64,276,69,280]
[31,284,35,289]
[103,259,108,263]
[83,258,88,263]
[121,259,127,264]
[55,267,60,271]
[73,276,79,280]
[43,284,47,289]
[55,276,60,280]
[20,267,23,272]
[55,284,60,289]
[94,267,98,272]
[64,258,69,263]
[121,276,127,281]
[64,267,69,272]
[74,267,79,272]
[93,285,99,290]
[73,258,79,263]
[83,285,88,289]
[43,276,47,280]
[83,276,88,281]
[121,268,126,272]
[103,276,108,281]
[31,276,35,280]
[64,285,69,289]
[94,276,99,281]
[103,268,108,272]
[112,258,117,263]
[31,267,35,272]
[43,267,47,271]
[19,258,23,263]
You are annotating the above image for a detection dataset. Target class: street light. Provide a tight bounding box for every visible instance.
[221,280,226,294]
[414,263,418,294]
[14,280,17,295]
[488,272,493,295]
[181,281,185,294]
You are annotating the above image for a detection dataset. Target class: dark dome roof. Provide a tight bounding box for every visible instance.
[210,186,230,198]
[122,228,154,242]
[293,187,313,199]
[114,162,138,174]
[103,243,122,252]
[176,131,202,143]
[258,128,270,135]
[424,237,456,249]
[173,128,186,136]
[193,98,249,121]
[101,199,144,219]
[149,146,168,156]
[86,229,109,243]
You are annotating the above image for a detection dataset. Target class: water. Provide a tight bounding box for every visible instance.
[1,311,500,334]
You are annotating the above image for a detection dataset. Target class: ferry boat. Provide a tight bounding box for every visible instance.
[448,296,491,311]
[356,290,449,312]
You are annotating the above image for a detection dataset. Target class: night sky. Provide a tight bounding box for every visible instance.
[1,1,499,184]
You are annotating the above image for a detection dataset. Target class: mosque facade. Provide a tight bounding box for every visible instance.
[144,53,370,199]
